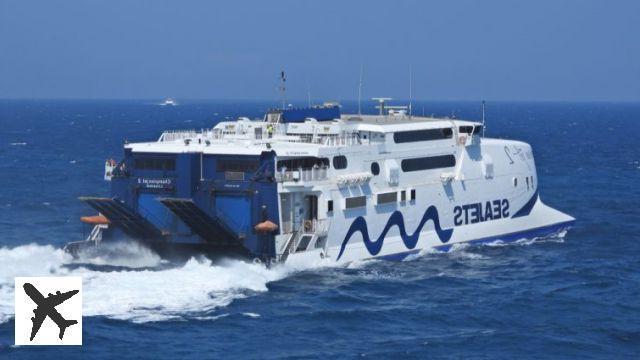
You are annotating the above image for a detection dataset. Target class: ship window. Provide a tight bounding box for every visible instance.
[296,235,313,252]
[315,235,327,249]
[410,189,416,201]
[327,200,334,213]
[513,177,518,187]
[217,159,260,173]
[401,155,456,172]
[377,192,397,204]
[371,162,380,175]
[459,126,474,135]
[134,158,176,171]
[400,190,406,202]
[345,196,366,209]
[333,156,348,169]
[473,125,482,135]
[393,128,453,143]
[277,157,329,170]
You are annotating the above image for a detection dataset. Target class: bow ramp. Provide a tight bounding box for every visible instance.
[79,197,163,239]
[159,198,241,246]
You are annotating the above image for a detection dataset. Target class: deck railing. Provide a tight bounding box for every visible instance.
[275,167,329,183]
[158,127,367,147]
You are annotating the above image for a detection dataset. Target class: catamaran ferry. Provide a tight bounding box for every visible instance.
[66,100,574,265]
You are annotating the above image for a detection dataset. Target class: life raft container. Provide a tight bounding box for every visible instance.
[254,220,278,233]
[80,215,110,225]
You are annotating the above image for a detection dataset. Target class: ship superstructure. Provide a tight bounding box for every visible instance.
[66,102,574,264]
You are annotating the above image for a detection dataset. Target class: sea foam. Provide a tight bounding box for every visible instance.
[0,243,302,324]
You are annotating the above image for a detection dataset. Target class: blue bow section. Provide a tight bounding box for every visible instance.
[337,206,454,260]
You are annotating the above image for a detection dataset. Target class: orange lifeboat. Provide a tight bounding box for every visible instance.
[80,215,110,225]
[254,220,278,233]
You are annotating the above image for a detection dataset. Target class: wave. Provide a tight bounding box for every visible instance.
[402,229,568,263]
[0,243,309,324]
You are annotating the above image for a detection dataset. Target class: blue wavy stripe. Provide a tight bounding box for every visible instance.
[337,206,454,260]
[512,190,539,218]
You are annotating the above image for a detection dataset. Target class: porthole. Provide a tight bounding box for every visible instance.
[333,155,347,170]
[371,162,380,176]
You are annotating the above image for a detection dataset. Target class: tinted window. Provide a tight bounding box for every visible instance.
[393,128,453,143]
[134,158,176,171]
[333,155,347,169]
[371,162,380,175]
[327,200,334,213]
[377,192,397,204]
[296,235,313,252]
[277,157,329,170]
[459,126,474,135]
[410,189,416,201]
[345,196,366,209]
[473,125,482,134]
[401,155,456,172]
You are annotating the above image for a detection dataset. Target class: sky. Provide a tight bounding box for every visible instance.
[1,0,639,102]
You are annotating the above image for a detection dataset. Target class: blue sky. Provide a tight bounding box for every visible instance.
[1,0,639,101]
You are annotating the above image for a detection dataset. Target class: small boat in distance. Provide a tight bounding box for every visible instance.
[159,97,177,106]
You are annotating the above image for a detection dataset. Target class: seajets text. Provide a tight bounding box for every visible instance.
[454,199,509,226]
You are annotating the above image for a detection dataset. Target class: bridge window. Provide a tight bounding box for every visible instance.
[376,192,397,205]
[333,155,348,169]
[345,196,366,209]
[393,128,453,143]
[473,125,483,135]
[401,155,456,172]
[134,158,176,171]
[371,162,380,175]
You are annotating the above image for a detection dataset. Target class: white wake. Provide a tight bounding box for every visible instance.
[0,243,305,324]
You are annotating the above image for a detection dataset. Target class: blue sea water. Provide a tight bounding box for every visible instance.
[0,99,639,359]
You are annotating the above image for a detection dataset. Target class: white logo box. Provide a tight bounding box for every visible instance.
[15,276,82,346]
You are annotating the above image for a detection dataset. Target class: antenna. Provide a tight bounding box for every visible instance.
[358,64,364,115]
[307,82,311,107]
[372,97,392,115]
[409,64,413,117]
[279,70,286,110]
[481,100,486,137]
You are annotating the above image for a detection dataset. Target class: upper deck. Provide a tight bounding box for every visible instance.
[125,110,483,157]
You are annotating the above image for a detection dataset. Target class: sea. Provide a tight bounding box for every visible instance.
[0,99,639,359]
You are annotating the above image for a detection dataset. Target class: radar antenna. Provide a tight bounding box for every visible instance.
[409,64,413,117]
[481,100,486,137]
[279,70,286,110]
[358,64,364,115]
[372,97,392,115]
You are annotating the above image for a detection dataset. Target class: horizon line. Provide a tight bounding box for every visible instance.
[1,97,639,104]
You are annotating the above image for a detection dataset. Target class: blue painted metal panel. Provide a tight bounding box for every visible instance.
[137,193,172,230]
[215,194,251,234]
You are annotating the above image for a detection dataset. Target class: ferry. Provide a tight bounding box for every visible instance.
[65,100,575,265]
[160,97,177,106]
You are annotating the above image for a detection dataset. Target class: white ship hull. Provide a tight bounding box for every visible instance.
[72,104,575,265]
